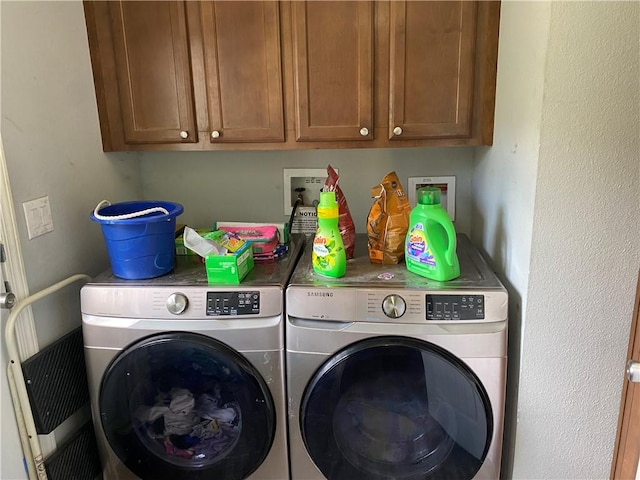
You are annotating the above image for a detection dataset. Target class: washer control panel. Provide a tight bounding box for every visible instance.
[426,294,485,320]
[206,291,260,316]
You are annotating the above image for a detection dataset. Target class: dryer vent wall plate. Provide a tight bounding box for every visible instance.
[408,176,456,221]
[283,168,338,215]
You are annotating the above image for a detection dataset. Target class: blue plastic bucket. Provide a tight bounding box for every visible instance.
[90,201,184,279]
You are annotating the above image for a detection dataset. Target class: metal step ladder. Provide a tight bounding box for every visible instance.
[4,274,101,480]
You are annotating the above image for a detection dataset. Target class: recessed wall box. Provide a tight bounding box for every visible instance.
[283,168,339,215]
[408,176,456,221]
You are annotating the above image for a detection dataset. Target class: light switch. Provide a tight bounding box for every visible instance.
[23,196,54,239]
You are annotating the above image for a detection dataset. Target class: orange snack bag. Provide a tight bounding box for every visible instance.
[366,171,411,264]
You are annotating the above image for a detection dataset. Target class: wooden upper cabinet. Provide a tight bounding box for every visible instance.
[93,1,197,147]
[291,1,373,142]
[197,1,285,143]
[84,0,499,151]
[389,1,478,140]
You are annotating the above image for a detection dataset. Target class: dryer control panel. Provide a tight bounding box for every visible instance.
[207,291,260,316]
[426,294,485,320]
[349,289,506,324]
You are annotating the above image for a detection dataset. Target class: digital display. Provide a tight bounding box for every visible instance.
[206,291,260,316]
[426,294,485,320]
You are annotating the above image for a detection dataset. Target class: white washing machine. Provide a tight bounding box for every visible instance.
[286,234,507,480]
[81,236,304,480]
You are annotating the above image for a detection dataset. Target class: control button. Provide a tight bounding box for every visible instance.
[166,293,188,315]
[382,294,406,319]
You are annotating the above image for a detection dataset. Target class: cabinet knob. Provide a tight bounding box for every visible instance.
[179,130,189,139]
[359,127,369,136]
[211,130,221,139]
[393,126,403,136]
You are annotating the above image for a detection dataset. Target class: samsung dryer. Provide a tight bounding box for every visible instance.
[286,234,507,480]
[81,236,304,480]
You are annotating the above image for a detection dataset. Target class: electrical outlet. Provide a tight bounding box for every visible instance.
[283,168,336,215]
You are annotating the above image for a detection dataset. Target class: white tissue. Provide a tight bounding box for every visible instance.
[183,226,222,256]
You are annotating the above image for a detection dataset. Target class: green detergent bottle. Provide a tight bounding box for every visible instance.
[405,187,460,281]
[312,191,346,278]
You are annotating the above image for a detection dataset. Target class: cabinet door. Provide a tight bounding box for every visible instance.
[108,1,197,145]
[292,1,373,142]
[198,1,284,143]
[389,1,477,140]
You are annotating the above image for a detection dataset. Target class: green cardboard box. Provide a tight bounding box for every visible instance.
[205,242,254,284]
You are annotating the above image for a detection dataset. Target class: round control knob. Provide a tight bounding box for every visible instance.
[393,126,403,136]
[360,127,369,136]
[179,130,189,139]
[211,130,220,139]
[166,293,188,315]
[382,294,406,319]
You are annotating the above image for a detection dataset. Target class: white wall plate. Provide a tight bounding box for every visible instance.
[283,168,337,215]
[408,176,456,221]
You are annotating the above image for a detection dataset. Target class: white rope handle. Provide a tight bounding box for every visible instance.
[93,200,169,221]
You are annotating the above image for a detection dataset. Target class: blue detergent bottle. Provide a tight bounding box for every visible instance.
[405,187,460,281]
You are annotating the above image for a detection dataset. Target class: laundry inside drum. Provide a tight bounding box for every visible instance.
[128,353,243,468]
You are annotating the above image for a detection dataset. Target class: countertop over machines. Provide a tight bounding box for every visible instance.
[289,233,504,291]
[88,234,306,288]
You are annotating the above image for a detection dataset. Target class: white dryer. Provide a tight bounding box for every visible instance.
[286,234,507,480]
[81,236,304,480]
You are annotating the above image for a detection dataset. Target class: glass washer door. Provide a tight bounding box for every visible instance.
[300,336,493,480]
[99,332,275,480]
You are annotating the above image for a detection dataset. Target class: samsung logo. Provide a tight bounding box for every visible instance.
[307,292,333,297]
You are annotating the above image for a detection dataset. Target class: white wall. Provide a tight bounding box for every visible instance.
[1,2,142,478]
[474,1,640,478]
[471,2,551,476]
[515,2,639,477]
[139,148,475,235]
